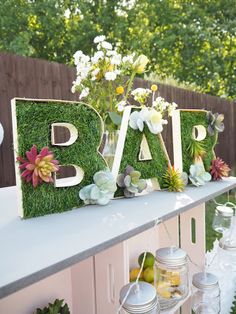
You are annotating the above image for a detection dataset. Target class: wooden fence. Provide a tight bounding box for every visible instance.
[0,53,235,187]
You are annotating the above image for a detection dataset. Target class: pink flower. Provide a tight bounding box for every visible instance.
[17,145,59,188]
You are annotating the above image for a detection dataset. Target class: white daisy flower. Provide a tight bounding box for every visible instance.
[105,71,117,81]
[101,41,113,50]
[122,54,134,64]
[116,100,126,112]
[111,54,122,65]
[79,87,90,99]
[91,51,104,64]
[94,35,106,43]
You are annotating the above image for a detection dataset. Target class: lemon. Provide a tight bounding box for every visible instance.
[167,271,181,286]
[143,267,154,283]
[156,281,171,299]
[129,267,143,282]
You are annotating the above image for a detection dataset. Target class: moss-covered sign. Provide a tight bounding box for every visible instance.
[112,106,171,192]
[172,109,217,173]
[11,98,107,218]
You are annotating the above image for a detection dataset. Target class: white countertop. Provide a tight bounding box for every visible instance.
[1,178,236,299]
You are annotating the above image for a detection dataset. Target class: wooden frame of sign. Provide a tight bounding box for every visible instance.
[11,98,107,218]
[112,106,171,192]
[172,109,217,174]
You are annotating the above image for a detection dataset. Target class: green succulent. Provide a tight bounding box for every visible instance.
[93,170,117,193]
[189,163,211,186]
[35,299,70,314]
[162,167,185,192]
[79,170,117,205]
[117,165,147,197]
[187,138,206,161]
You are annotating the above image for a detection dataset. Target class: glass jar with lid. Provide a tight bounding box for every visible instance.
[218,237,236,272]
[154,247,189,310]
[192,272,220,314]
[119,282,160,313]
[212,205,234,234]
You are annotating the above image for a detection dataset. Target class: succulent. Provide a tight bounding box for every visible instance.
[162,167,185,192]
[189,163,211,186]
[117,165,147,198]
[17,145,59,188]
[35,299,70,314]
[210,157,231,181]
[79,170,117,205]
[207,111,224,136]
[187,139,206,161]
[93,170,117,193]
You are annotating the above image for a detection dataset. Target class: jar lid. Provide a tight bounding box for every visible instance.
[192,272,219,290]
[216,206,234,217]
[219,238,236,251]
[155,247,187,266]
[119,282,159,313]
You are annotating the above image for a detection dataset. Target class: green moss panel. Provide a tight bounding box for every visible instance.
[16,100,107,218]
[118,121,170,194]
[180,110,217,173]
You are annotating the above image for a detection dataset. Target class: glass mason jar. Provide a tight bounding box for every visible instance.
[218,237,236,272]
[119,282,160,313]
[192,272,220,314]
[154,247,189,310]
[212,206,234,234]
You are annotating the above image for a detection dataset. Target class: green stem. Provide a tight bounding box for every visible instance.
[124,71,136,102]
[108,81,113,112]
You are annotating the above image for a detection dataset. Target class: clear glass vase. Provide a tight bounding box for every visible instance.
[102,130,119,169]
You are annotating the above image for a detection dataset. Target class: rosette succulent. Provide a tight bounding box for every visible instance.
[210,157,231,181]
[189,163,211,186]
[79,170,117,205]
[93,170,117,194]
[162,167,186,192]
[207,111,224,136]
[17,145,59,188]
[117,165,147,197]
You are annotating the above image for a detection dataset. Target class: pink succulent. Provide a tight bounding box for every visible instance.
[17,145,59,188]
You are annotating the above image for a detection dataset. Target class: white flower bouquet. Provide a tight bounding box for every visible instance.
[72,35,149,130]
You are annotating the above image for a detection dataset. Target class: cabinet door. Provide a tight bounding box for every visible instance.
[71,257,96,314]
[95,243,128,314]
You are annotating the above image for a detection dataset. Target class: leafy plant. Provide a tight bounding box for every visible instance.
[187,138,206,161]
[117,165,147,197]
[34,299,70,314]
[210,157,231,181]
[162,167,185,192]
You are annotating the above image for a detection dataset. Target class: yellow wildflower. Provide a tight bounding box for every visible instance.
[116,86,124,94]
[151,84,158,92]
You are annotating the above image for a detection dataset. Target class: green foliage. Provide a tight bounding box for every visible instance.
[35,299,70,314]
[180,111,217,173]
[187,138,206,160]
[0,1,235,99]
[162,167,185,192]
[16,100,107,218]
